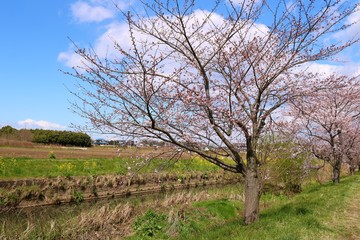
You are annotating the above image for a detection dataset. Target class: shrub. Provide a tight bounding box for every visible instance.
[259,139,308,194]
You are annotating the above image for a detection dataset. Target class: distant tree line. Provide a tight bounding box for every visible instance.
[0,125,91,147]
[31,129,91,147]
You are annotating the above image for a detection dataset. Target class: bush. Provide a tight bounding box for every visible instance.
[259,139,308,194]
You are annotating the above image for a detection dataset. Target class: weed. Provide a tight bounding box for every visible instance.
[57,162,75,175]
[73,191,84,204]
[48,151,56,159]
[83,160,97,174]
[133,210,167,238]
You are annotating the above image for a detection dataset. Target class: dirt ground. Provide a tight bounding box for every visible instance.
[0,146,123,159]
[0,141,174,159]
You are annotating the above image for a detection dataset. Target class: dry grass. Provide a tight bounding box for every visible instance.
[161,191,210,207]
[71,191,211,234]
[70,203,134,238]
[0,139,35,148]
[62,190,216,239]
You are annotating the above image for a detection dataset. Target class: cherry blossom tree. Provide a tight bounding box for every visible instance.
[290,75,360,183]
[342,120,360,174]
[65,0,358,224]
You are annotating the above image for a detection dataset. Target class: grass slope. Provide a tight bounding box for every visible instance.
[130,175,360,240]
[1,176,359,239]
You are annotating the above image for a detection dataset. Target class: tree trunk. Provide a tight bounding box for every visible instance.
[243,136,261,225]
[244,169,260,225]
[332,161,341,183]
[349,165,356,175]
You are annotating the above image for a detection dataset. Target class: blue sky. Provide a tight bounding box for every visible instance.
[0,1,122,131]
[1,0,360,135]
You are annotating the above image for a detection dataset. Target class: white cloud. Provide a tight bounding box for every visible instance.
[60,2,358,77]
[93,21,131,58]
[301,61,360,77]
[57,49,84,68]
[301,62,341,76]
[70,0,132,23]
[334,3,360,41]
[57,21,130,68]
[17,119,67,130]
[71,1,115,23]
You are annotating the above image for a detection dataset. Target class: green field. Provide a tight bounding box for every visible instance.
[0,156,221,179]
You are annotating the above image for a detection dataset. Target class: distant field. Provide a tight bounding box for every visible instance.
[0,143,222,179]
[0,156,222,179]
[0,141,171,159]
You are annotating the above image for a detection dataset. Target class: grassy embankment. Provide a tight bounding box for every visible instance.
[1,175,359,239]
[128,175,360,240]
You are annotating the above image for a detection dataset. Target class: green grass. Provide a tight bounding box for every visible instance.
[0,156,221,179]
[128,156,220,174]
[127,175,360,240]
[0,157,128,178]
[186,175,360,240]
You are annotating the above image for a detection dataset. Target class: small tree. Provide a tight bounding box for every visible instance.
[65,0,358,224]
[290,75,360,183]
[258,136,309,194]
